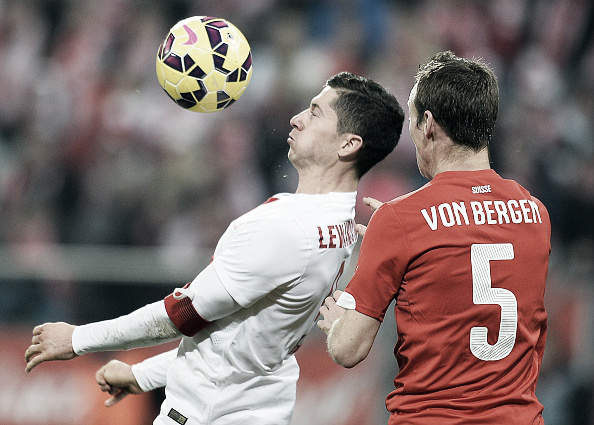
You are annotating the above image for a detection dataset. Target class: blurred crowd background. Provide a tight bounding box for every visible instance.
[0,0,592,424]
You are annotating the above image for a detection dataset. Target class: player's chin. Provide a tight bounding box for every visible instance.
[287,148,296,163]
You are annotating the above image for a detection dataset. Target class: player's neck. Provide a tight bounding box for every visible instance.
[295,168,359,194]
[429,148,491,179]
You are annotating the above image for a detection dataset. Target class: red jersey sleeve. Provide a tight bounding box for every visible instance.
[345,204,409,321]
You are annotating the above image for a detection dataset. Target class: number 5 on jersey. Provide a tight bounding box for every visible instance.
[470,243,517,361]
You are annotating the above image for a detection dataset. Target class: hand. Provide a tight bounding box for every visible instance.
[96,360,145,407]
[317,290,346,335]
[25,322,77,373]
[356,197,384,237]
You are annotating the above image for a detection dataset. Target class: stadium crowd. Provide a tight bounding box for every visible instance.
[0,0,592,424]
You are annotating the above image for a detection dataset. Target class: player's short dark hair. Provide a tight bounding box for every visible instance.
[413,51,499,151]
[326,72,404,178]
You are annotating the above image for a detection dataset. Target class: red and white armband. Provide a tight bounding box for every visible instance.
[164,263,242,336]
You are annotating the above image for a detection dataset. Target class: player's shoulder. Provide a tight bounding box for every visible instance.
[237,195,312,239]
[250,194,313,224]
[495,174,549,210]
[382,180,433,210]
[258,192,354,218]
[385,169,546,205]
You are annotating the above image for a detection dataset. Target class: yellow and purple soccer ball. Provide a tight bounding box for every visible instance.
[156,16,253,113]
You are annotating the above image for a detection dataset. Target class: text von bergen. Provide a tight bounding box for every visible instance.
[421,199,543,231]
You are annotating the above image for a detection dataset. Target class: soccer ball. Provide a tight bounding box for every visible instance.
[156,16,253,113]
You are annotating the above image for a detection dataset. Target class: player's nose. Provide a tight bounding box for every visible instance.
[290,110,305,130]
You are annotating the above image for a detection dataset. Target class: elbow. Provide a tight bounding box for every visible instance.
[332,354,364,369]
[328,343,368,369]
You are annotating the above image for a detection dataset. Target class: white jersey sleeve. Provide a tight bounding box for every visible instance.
[131,348,178,392]
[72,301,180,355]
[164,264,243,336]
[212,216,310,308]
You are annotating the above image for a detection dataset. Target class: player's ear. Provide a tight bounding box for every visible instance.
[338,134,363,160]
[424,111,436,140]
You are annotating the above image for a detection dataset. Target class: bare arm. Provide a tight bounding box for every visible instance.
[318,291,380,368]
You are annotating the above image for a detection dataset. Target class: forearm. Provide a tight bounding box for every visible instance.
[327,317,363,368]
[72,301,181,355]
[327,309,380,368]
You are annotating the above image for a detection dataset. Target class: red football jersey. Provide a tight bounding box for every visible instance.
[345,169,550,425]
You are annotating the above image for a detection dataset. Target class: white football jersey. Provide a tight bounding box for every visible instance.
[136,192,358,425]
